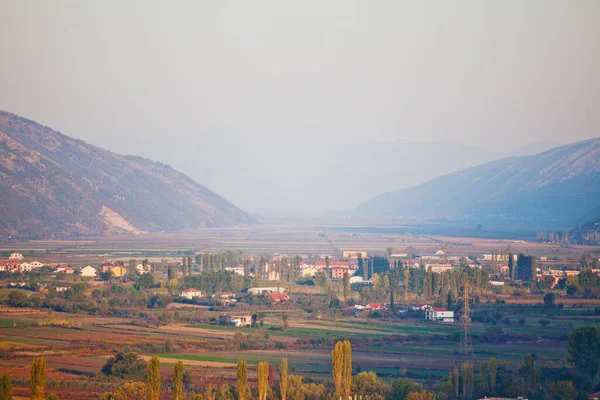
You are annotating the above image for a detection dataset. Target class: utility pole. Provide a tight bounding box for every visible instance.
[460,280,473,355]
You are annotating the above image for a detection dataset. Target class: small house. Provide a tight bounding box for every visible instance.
[180,288,202,299]
[80,266,97,277]
[424,305,454,322]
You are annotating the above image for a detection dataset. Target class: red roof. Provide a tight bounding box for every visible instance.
[182,288,201,293]
[315,261,349,268]
[267,293,288,301]
[432,307,448,311]
[366,303,386,309]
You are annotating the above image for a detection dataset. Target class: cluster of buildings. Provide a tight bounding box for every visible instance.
[0,253,45,273]
[299,260,361,281]
[0,253,154,280]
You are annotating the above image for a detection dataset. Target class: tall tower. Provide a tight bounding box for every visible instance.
[460,280,473,355]
[442,245,448,265]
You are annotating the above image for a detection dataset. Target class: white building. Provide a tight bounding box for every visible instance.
[424,305,454,322]
[30,261,44,269]
[136,263,151,275]
[180,288,202,299]
[426,264,453,273]
[9,253,23,261]
[20,262,33,272]
[349,276,365,284]
[225,267,245,276]
[80,266,97,277]
[56,266,74,274]
[220,314,252,327]
[247,287,286,295]
[301,266,319,277]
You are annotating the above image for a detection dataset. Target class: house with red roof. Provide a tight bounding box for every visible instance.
[56,266,74,274]
[364,303,387,312]
[424,305,454,322]
[265,292,289,304]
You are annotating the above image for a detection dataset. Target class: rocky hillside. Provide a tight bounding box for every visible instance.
[0,111,254,240]
[356,139,600,230]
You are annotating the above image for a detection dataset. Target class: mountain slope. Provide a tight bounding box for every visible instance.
[355,139,600,230]
[0,111,254,240]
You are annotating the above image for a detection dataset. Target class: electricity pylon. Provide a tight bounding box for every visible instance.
[460,280,473,355]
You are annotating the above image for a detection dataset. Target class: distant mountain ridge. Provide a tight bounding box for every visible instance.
[356,138,600,230]
[0,110,254,240]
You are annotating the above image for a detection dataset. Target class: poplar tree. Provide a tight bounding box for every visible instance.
[173,361,184,400]
[236,360,248,400]
[461,362,474,400]
[147,355,161,400]
[342,272,350,301]
[452,367,459,398]
[257,361,269,400]
[205,384,215,400]
[332,342,344,397]
[0,374,13,400]
[332,340,352,399]
[342,340,352,399]
[489,357,497,392]
[279,358,288,400]
[30,357,46,400]
[424,270,433,299]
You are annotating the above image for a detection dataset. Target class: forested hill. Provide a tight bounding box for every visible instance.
[356,138,600,230]
[0,110,255,240]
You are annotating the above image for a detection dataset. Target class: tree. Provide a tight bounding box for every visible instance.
[452,367,459,398]
[352,371,391,398]
[173,361,184,400]
[0,374,12,400]
[205,384,215,400]
[488,357,497,393]
[508,252,515,280]
[30,357,46,400]
[282,315,289,332]
[101,352,146,378]
[147,356,160,400]
[522,353,539,393]
[390,377,421,399]
[567,326,600,379]
[332,340,352,399]
[279,358,288,400]
[543,292,556,309]
[406,391,436,400]
[548,380,578,400]
[102,382,148,400]
[342,272,350,301]
[257,362,269,400]
[236,360,248,400]
[135,274,154,291]
[461,362,473,400]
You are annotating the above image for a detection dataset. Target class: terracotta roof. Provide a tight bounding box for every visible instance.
[432,307,448,311]
[182,288,201,293]
[267,293,288,301]
[315,261,349,268]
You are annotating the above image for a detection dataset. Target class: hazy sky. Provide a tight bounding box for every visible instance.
[1,1,599,214]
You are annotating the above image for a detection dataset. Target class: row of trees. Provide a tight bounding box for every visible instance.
[7,327,600,399]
